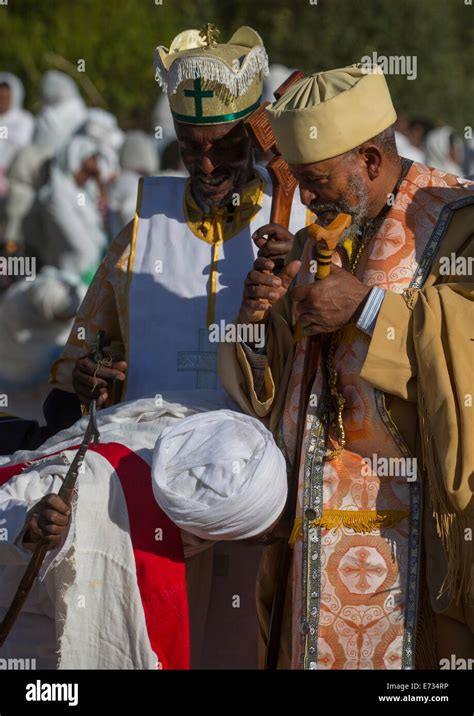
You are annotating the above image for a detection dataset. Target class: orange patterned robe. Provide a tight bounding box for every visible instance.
[282,163,473,669]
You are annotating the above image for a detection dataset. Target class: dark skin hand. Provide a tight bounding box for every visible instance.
[22,494,71,552]
[292,263,371,335]
[72,355,127,407]
[238,223,300,324]
[238,256,301,324]
[252,223,295,271]
[239,224,371,330]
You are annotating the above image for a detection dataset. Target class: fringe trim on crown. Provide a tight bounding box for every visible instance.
[418,389,473,606]
[154,46,269,97]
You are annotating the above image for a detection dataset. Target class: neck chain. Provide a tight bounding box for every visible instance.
[324,157,412,458]
[325,233,371,459]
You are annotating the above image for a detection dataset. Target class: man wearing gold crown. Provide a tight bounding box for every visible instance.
[49,24,309,408]
[219,65,474,669]
[45,26,308,669]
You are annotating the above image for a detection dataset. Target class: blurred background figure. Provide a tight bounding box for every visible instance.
[82,107,124,183]
[0,267,85,421]
[159,138,186,175]
[34,70,88,151]
[33,136,108,284]
[394,111,426,163]
[152,92,176,159]
[262,63,292,104]
[425,126,465,176]
[108,129,159,233]
[83,107,124,154]
[0,143,53,257]
[258,64,292,164]
[464,136,474,179]
[406,118,434,157]
[0,73,35,199]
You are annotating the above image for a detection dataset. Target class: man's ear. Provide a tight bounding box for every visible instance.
[359,143,383,181]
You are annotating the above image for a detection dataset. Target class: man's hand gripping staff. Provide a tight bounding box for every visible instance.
[239,212,353,330]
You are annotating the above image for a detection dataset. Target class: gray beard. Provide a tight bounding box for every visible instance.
[310,171,371,237]
[343,172,371,232]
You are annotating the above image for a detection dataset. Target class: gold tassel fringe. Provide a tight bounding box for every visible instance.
[289,508,409,547]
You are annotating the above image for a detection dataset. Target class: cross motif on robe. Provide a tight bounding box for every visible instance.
[177,328,217,389]
[184,78,214,119]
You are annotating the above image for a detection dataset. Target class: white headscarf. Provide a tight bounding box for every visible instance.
[35,135,107,277]
[55,134,99,175]
[151,93,176,155]
[40,70,80,105]
[107,131,159,232]
[0,71,25,109]
[0,267,85,386]
[394,131,425,163]
[34,71,88,150]
[262,63,292,104]
[0,72,34,171]
[84,108,124,150]
[120,130,159,175]
[80,108,126,182]
[152,410,287,540]
[425,126,464,176]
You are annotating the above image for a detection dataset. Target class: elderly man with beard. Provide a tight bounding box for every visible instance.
[42,25,308,670]
[219,65,474,670]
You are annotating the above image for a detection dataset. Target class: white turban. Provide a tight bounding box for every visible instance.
[152,410,287,541]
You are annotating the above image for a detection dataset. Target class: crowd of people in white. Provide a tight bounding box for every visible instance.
[0,70,184,419]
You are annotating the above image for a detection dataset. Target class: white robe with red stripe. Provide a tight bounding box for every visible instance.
[0,398,217,670]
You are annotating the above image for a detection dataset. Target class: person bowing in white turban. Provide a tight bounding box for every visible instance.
[0,399,287,670]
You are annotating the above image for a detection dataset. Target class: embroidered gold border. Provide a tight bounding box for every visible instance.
[182,169,266,245]
[122,177,144,400]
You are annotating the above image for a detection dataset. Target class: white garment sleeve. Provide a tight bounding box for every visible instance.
[356,287,386,336]
[0,464,75,574]
[0,493,32,565]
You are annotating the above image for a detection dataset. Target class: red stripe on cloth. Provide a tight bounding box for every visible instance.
[0,442,190,670]
[0,461,28,485]
[90,442,189,670]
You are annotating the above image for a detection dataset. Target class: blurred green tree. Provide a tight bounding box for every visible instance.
[0,0,472,131]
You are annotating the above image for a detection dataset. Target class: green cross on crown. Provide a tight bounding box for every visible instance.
[184,78,214,118]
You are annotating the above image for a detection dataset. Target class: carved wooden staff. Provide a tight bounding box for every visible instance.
[244,71,305,321]
[264,213,351,669]
[245,70,304,228]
